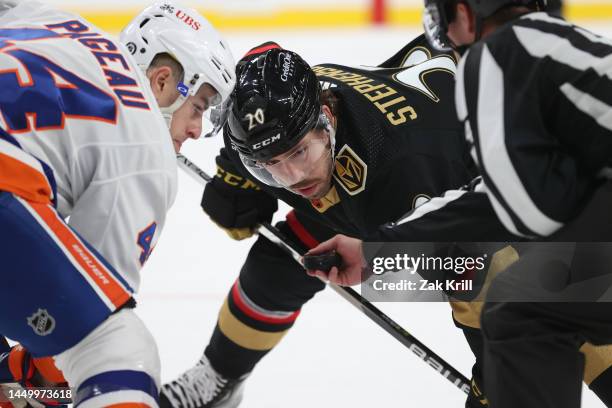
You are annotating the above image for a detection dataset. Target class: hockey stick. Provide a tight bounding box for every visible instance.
[177,153,471,395]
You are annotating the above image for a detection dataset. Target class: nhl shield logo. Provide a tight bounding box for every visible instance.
[27,309,55,336]
[333,144,367,196]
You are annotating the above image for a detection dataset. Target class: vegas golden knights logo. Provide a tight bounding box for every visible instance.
[334,145,367,196]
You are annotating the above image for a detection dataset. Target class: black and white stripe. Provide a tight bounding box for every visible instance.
[455,12,612,238]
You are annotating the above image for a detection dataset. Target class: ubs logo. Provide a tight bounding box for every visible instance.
[175,9,201,30]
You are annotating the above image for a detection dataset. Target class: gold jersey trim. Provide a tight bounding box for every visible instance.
[310,185,341,213]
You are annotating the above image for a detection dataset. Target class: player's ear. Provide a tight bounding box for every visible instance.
[147,66,174,101]
[321,104,333,120]
[321,104,335,129]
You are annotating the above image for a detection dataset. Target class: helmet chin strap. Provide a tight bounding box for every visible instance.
[161,111,173,128]
[322,118,337,195]
[319,111,337,159]
[159,94,186,129]
[328,124,337,159]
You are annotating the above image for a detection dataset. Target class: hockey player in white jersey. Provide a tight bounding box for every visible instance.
[0,1,235,406]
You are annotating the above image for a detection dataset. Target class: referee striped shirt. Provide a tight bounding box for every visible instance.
[455,12,612,238]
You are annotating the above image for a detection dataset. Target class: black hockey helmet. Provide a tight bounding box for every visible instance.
[423,0,548,50]
[227,46,321,163]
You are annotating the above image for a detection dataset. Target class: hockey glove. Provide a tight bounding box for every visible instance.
[5,345,68,406]
[212,222,258,241]
[202,150,278,240]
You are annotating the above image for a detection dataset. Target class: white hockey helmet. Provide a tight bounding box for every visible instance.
[120,1,236,124]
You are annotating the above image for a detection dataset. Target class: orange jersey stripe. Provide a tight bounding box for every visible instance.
[0,152,52,204]
[7,345,27,382]
[32,356,66,384]
[29,202,130,309]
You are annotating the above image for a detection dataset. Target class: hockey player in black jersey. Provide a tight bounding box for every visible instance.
[159,38,483,407]
[417,1,612,407]
[308,2,612,407]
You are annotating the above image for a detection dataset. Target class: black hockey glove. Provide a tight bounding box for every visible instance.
[202,151,278,240]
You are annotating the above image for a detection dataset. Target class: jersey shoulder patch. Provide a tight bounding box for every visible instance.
[333,144,368,196]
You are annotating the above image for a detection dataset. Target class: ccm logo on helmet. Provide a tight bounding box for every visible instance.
[253,134,281,150]
[176,9,201,30]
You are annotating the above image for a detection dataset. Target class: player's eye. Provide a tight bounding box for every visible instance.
[264,159,279,167]
[193,102,205,115]
[294,146,307,157]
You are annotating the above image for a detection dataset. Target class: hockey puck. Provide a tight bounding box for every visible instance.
[303,251,343,272]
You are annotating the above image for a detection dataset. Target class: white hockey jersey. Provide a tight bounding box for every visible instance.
[0,1,177,291]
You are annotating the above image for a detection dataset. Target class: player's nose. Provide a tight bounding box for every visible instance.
[278,162,306,185]
[187,118,203,140]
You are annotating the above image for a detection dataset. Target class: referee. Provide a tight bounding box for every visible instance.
[423,0,612,407]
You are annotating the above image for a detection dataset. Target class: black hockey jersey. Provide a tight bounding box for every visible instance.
[212,35,476,241]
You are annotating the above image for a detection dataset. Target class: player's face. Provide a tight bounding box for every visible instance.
[169,83,218,152]
[262,129,334,199]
